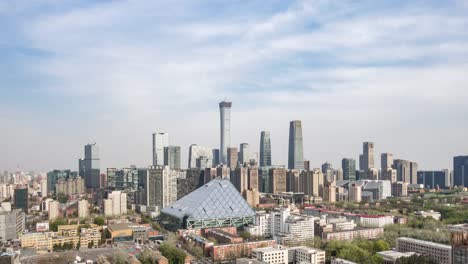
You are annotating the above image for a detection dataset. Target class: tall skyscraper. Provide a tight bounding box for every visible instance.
[260,131,272,167]
[219,101,232,164]
[362,142,375,171]
[321,162,333,174]
[381,153,393,170]
[410,162,418,184]
[359,154,364,171]
[212,149,220,166]
[14,188,28,212]
[164,146,181,170]
[227,147,238,168]
[288,120,304,170]
[239,143,250,165]
[80,143,100,189]
[393,159,411,183]
[188,144,212,168]
[342,158,356,181]
[152,133,169,166]
[454,156,468,187]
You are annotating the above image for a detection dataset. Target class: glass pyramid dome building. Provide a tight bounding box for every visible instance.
[160,178,255,229]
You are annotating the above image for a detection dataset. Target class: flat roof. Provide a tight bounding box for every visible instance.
[398,237,451,249]
[253,247,286,253]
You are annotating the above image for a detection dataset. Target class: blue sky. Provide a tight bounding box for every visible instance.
[1,0,468,172]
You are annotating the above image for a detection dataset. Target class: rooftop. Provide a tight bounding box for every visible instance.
[398,237,451,249]
[161,178,255,221]
[377,250,416,260]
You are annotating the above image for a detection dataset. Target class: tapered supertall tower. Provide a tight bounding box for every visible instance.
[219,101,232,164]
[288,120,304,170]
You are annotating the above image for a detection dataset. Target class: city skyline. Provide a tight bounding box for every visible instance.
[2,0,468,172]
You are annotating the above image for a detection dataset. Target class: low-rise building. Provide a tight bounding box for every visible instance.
[330,258,356,264]
[396,237,451,264]
[358,215,394,228]
[253,247,288,264]
[322,227,384,242]
[289,246,325,264]
[414,210,441,221]
[211,240,276,262]
[377,250,416,264]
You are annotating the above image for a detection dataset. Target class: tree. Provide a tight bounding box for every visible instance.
[53,244,62,252]
[373,240,390,252]
[50,218,67,232]
[159,244,186,264]
[94,216,105,226]
[239,231,252,240]
[57,193,68,203]
[88,240,94,248]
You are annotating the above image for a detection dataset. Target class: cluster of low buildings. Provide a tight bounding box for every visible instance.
[20,224,101,251]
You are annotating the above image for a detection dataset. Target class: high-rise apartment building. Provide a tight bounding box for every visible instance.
[288,121,304,170]
[454,156,468,187]
[342,158,356,181]
[78,199,89,219]
[239,143,249,165]
[40,178,47,197]
[349,183,362,202]
[152,133,169,166]
[188,144,213,168]
[14,188,28,212]
[0,210,24,243]
[146,166,180,213]
[232,167,248,193]
[362,142,375,171]
[381,153,393,170]
[79,143,100,189]
[260,131,272,167]
[269,168,287,193]
[104,191,127,217]
[48,200,60,220]
[304,160,310,171]
[219,101,232,164]
[47,170,78,194]
[164,145,181,170]
[227,147,238,168]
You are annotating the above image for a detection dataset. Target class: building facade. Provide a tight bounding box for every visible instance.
[288,121,304,170]
[79,143,100,189]
[152,133,169,166]
[397,237,451,264]
[454,156,468,187]
[227,147,239,168]
[188,144,213,169]
[260,131,272,167]
[239,143,250,165]
[164,146,181,170]
[219,101,232,165]
[362,142,375,171]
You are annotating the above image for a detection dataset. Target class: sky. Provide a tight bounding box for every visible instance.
[1,0,468,173]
